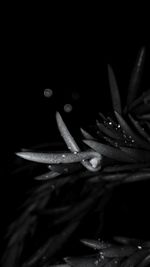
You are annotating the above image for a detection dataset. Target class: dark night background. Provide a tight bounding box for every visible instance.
[4,30,150,150]
[1,14,150,261]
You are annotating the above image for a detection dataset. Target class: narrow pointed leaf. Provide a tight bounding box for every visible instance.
[129,114,150,142]
[16,150,101,164]
[100,245,136,258]
[81,239,111,250]
[137,254,150,267]
[137,114,150,120]
[48,162,82,174]
[96,120,121,140]
[120,250,149,267]
[56,112,80,152]
[103,163,149,173]
[34,171,61,180]
[124,171,150,183]
[108,64,122,114]
[65,255,102,267]
[115,111,150,149]
[126,46,146,109]
[23,221,80,267]
[127,89,150,111]
[80,128,95,140]
[83,140,136,163]
[120,147,150,163]
[131,103,150,116]
[56,112,101,172]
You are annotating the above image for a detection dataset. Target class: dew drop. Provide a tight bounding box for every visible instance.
[108,121,112,125]
[62,154,66,158]
[44,88,53,98]
[99,252,104,259]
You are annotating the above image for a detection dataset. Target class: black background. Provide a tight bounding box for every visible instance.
[4,28,150,151]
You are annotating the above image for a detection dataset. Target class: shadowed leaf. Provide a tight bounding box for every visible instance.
[65,255,108,267]
[83,140,136,163]
[126,47,146,110]
[96,120,121,140]
[108,64,122,114]
[120,147,150,163]
[128,114,150,142]
[120,250,150,267]
[115,111,150,149]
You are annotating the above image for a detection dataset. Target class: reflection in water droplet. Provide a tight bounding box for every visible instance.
[44,88,53,98]
[64,103,73,113]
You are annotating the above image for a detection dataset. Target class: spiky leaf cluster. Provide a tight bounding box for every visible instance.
[2,47,150,267]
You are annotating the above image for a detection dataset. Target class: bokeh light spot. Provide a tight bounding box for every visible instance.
[44,88,53,98]
[64,104,73,113]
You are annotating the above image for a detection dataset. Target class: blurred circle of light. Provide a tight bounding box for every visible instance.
[44,88,53,98]
[64,103,73,113]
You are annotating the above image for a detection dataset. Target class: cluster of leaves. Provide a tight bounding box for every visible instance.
[2,47,150,266]
[59,237,150,266]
